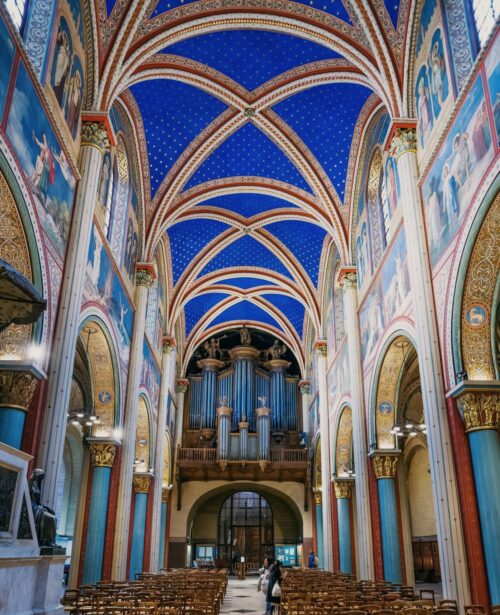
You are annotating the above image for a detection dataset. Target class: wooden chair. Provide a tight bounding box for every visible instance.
[418,590,435,604]
[464,607,486,615]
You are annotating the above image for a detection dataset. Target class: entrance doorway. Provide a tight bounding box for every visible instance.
[218,491,273,571]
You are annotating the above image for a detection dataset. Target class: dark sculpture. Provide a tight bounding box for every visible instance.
[28,469,58,547]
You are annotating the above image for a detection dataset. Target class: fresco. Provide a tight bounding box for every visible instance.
[142,340,161,412]
[359,227,410,363]
[327,340,350,410]
[6,62,76,258]
[122,184,139,284]
[0,14,15,118]
[484,34,500,146]
[49,0,85,139]
[85,225,134,366]
[422,76,495,266]
[96,151,113,223]
[415,0,453,154]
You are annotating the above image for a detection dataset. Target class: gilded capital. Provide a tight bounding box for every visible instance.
[81,121,109,153]
[133,473,152,494]
[457,392,499,432]
[217,405,232,417]
[299,380,311,395]
[337,267,357,289]
[89,441,117,467]
[313,491,322,506]
[176,379,189,394]
[161,487,170,503]
[334,480,353,499]
[389,127,417,159]
[162,336,176,354]
[372,454,399,479]
[313,341,328,358]
[0,369,40,411]
[135,264,156,288]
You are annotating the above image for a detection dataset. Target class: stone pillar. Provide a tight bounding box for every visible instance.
[257,406,271,463]
[230,346,259,430]
[112,264,156,580]
[371,453,402,584]
[129,473,152,580]
[389,125,470,605]
[455,385,500,604]
[82,440,117,584]
[239,420,249,460]
[334,479,354,574]
[338,268,374,580]
[149,336,176,572]
[217,404,232,463]
[37,120,110,510]
[197,358,223,433]
[0,366,42,449]
[158,487,169,570]
[314,491,324,568]
[267,359,290,431]
[174,379,189,448]
[314,340,333,571]
[299,380,311,435]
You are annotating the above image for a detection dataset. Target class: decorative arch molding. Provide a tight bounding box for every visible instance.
[332,403,353,478]
[313,436,322,490]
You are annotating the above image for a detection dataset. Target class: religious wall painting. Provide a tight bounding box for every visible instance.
[0,14,15,119]
[328,341,350,408]
[96,151,114,234]
[415,0,453,156]
[122,185,139,286]
[484,33,500,146]
[422,75,494,266]
[85,225,134,366]
[141,340,161,412]
[356,212,371,292]
[6,62,76,259]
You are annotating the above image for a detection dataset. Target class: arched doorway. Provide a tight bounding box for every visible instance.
[218,491,274,570]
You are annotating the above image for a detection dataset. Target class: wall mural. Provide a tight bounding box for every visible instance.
[414,0,453,158]
[327,340,350,411]
[484,33,500,146]
[6,62,76,259]
[141,340,161,413]
[0,15,14,119]
[85,224,134,366]
[359,227,410,364]
[49,0,85,140]
[122,183,139,285]
[422,75,495,266]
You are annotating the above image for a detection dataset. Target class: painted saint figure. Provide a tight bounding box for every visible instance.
[31,131,55,203]
[52,27,71,106]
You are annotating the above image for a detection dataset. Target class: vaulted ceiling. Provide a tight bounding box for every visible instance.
[92,0,413,366]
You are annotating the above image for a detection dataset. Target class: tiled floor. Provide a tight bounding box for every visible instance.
[220,577,268,614]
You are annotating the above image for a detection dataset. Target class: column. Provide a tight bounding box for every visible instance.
[257,406,271,464]
[197,358,223,434]
[314,491,324,568]
[371,453,402,584]
[217,404,232,464]
[82,440,117,584]
[174,379,189,448]
[334,479,354,574]
[149,337,176,572]
[314,340,333,571]
[267,359,290,431]
[230,346,259,430]
[390,126,470,605]
[37,120,110,510]
[129,473,152,580]
[0,367,42,448]
[455,386,500,604]
[239,420,249,460]
[338,268,374,579]
[298,380,311,436]
[112,264,156,580]
[158,488,169,570]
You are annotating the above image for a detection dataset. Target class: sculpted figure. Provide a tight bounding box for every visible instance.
[268,340,287,360]
[204,337,220,359]
[240,326,251,345]
[28,469,57,547]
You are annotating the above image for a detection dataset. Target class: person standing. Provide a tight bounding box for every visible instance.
[308,549,317,569]
[267,560,282,614]
[258,556,273,615]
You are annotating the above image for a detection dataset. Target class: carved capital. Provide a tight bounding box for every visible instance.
[161,487,170,503]
[0,369,40,410]
[89,441,117,467]
[313,340,328,358]
[133,473,152,494]
[313,491,322,506]
[372,454,399,479]
[337,267,357,289]
[457,392,499,432]
[299,380,311,395]
[176,379,189,394]
[162,336,176,354]
[81,121,109,153]
[135,263,156,288]
[217,405,232,418]
[334,480,353,499]
[389,127,417,159]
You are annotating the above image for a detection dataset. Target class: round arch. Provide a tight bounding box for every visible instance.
[332,404,353,478]
[135,393,153,473]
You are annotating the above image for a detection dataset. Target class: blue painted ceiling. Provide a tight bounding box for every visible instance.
[261,294,305,338]
[196,193,298,217]
[184,292,230,335]
[209,300,285,331]
[213,277,278,289]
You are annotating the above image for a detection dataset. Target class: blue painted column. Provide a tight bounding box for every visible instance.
[217,404,232,462]
[457,389,500,604]
[230,347,259,431]
[267,359,290,431]
[314,492,324,569]
[82,441,117,584]
[257,406,271,462]
[158,489,168,570]
[0,368,41,449]
[129,474,152,580]
[198,359,222,431]
[334,480,353,574]
[372,454,402,584]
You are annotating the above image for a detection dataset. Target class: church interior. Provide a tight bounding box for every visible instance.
[0,0,498,613]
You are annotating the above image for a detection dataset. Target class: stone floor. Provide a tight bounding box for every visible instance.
[220,577,268,615]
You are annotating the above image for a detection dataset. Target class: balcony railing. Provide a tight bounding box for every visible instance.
[178,448,217,462]
[270,448,309,463]
[178,447,308,464]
